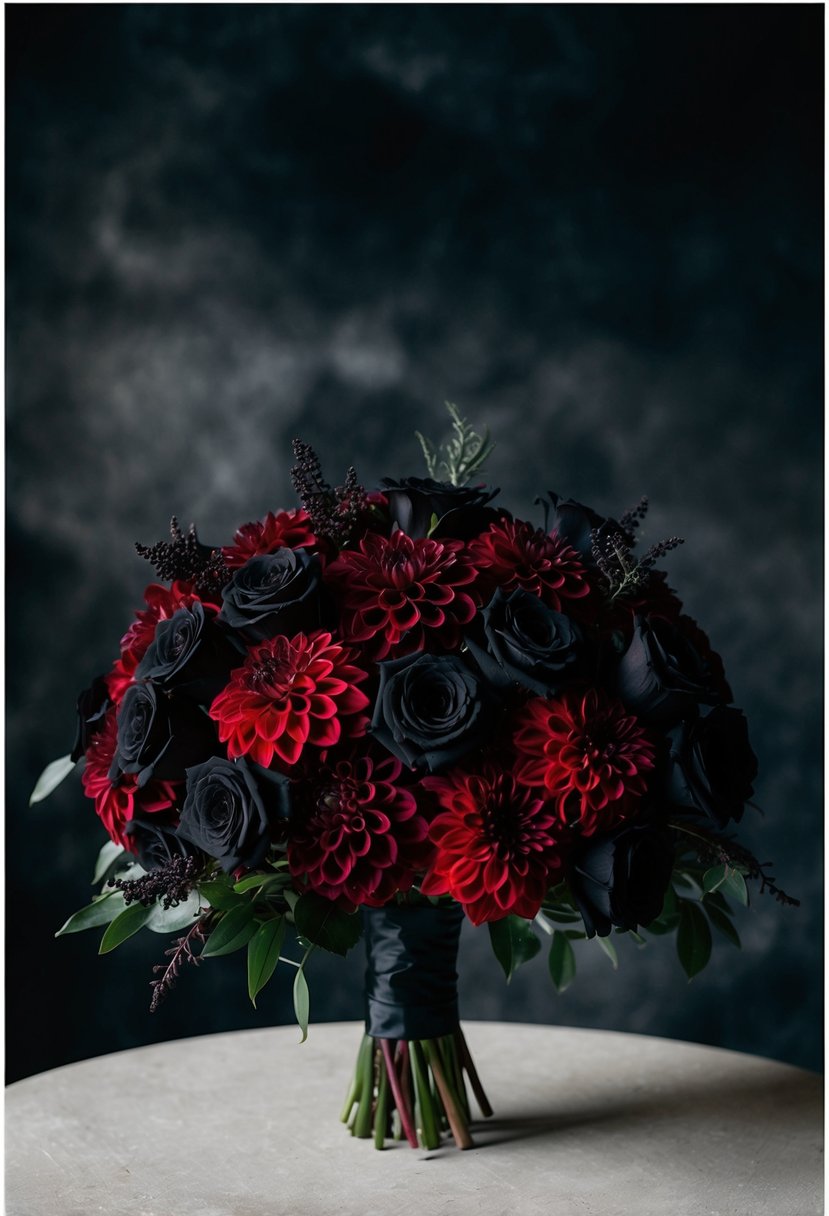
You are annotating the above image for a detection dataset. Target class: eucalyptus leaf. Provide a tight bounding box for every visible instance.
[247,917,286,1006]
[703,900,742,948]
[488,915,541,982]
[293,966,310,1043]
[145,891,202,934]
[702,864,728,894]
[99,903,152,954]
[595,935,619,969]
[29,755,76,805]
[548,930,576,993]
[92,841,126,885]
[56,892,127,937]
[721,869,749,907]
[293,891,361,957]
[676,900,713,979]
[202,902,257,958]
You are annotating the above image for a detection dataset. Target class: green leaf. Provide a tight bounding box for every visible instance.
[644,914,680,936]
[92,841,126,885]
[99,903,152,954]
[282,889,300,912]
[538,905,582,924]
[661,884,678,919]
[247,917,286,1006]
[721,869,749,907]
[198,880,246,912]
[703,900,742,948]
[202,902,257,958]
[56,892,127,937]
[145,891,202,934]
[702,865,728,894]
[627,930,647,946]
[293,965,310,1043]
[29,755,76,805]
[293,891,362,957]
[548,930,576,993]
[488,915,541,982]
[676,901,713,979]
[233,873,275,894]
[595,935,619,969]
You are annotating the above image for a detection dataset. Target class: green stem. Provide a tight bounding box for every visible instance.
[410,1040,440,1150]
[373,1057,390,1150]
[353,1038,376,1139]
[340,1033,371,1124]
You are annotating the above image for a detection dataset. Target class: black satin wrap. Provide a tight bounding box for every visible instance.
[362,902,464,1039]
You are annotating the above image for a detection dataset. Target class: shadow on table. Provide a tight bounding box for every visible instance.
[469,1066,822,1149]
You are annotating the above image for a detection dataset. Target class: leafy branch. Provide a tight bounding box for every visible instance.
[416,402,496,486]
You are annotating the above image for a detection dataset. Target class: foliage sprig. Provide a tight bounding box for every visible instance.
[416,402,495,486]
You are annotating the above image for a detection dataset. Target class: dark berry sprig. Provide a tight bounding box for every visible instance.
[135,516,229,598]
[109,854,200,910]
[149,916,211,1013]
[290,439,369,548]
[592,526,684,603]
[618,495,649,535]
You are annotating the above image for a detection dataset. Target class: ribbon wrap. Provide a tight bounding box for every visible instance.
[362,902,463,1040]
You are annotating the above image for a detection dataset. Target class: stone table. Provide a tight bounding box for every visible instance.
[6,1022,823,1216]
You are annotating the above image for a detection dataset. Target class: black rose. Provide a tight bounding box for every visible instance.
[125,816,203,872]
[71,675,112,762]
[466,588,584,696]
[219,549,324,642]
[569,823,675,938]
[109,682,218,787]
[135,602,240,702]
[615,615,721,725]
[378,477,500,540]
[177,755,291,872]
[371,651,493,772]
[666,705,757,828]
[542,491,613,558]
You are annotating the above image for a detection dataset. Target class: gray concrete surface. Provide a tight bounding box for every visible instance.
[5,1021,822,1216]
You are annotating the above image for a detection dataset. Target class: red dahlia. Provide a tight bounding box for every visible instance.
[209,631,370,769]
[323,531,479,660]
[82,709,179,849]
[106,581,212,703]
[288,753,431,907]
[468,518,592,611]
[513,689,656,835]
[222,509,317,569]
[419,766,563,925]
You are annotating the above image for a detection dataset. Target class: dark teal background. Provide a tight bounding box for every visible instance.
[7,4,822,1081]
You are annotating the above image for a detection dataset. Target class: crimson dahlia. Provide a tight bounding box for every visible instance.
[513,689,656,835]
[209,631,370,769]
[82,709,179,849]
[222,509,317,569]
[323,530,479,660]
[468,518,592,612]
[420,767,563,924]
[288,753,431,907]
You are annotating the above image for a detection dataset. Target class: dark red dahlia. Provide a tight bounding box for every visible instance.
[323,531,479,660]
[468,518,592,611]
[513,689,656,835]
[419,766,563,924]
[106,581,213,703]
[81,709,179,849]
[222,509,317,569]
[209,631,370,769]
[288,752,431,907]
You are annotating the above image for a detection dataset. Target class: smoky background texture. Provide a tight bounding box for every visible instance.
[6,4,822,1082]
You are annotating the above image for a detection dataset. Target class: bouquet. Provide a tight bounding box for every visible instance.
[33,404,795,1152]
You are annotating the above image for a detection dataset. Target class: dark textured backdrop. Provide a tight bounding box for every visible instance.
[7,4,823,1083]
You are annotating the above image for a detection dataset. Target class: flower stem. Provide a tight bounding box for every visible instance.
[422,1039,473,1150]
[380,1038,419,1149]
[353,1036,376,1139]
[373,1056,390,1150]
[455,1027,493,1118]
[410,1039,441,1150]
